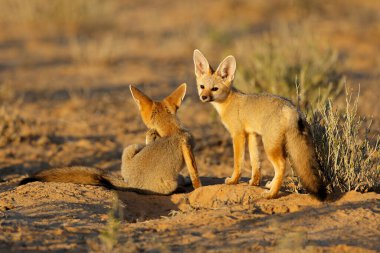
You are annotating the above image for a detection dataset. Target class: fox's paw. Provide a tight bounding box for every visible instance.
[145,129,160,144]
[265,180,273,189]
[260,190,277,199]
[225,177,239,185]
[249,177,260,186]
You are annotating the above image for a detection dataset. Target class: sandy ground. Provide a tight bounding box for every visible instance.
[1,182,379,252]
[0,0,379,252]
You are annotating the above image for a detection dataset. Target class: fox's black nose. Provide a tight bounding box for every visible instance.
[201,96,208,100]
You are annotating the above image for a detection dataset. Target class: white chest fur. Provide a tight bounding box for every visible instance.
[210,101,232,132]
[211,102,224,115]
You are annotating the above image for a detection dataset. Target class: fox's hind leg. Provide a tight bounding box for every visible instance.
[122,144,145,161]
[261,137,286,199]
[248,133,261,186]
[121,144,145,183]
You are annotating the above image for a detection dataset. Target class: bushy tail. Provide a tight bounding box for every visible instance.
[286,118,327,201]
[19,166,158,195]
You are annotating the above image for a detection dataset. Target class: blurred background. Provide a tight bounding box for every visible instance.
[0,0,379,181]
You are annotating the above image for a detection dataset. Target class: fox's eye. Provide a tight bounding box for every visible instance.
[211,87,219,91]
[200,85,205,89]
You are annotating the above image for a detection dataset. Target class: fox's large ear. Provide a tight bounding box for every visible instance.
[193,49,211,77]
[129,85,153,111]
[215,55,236,83]
[164,83,187,112]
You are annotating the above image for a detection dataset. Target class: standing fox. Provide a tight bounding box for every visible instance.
[193,49,326,200]
[20,83,202,195]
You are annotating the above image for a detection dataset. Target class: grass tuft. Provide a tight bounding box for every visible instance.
[88,197,123,253]
[308,88,380,193]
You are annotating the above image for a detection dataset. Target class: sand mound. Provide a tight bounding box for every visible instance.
[0,180,379,252]
[0,181,320,222]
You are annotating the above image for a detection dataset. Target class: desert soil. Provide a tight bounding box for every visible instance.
[0,0,379,252]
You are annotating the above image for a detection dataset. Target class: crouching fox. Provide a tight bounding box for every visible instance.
[20,83,202,195]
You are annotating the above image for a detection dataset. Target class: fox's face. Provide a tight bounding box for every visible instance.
[129,83,186,134]
[193,49,236,103]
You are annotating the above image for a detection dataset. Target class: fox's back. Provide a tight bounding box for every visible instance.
[122,134,184,190]
[215,91,299,136]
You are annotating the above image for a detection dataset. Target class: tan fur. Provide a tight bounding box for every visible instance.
[193,49,326,200]
[125,83,201,193]
[21,84,201,195]
[20,166,162,194]
[30,166,106,185]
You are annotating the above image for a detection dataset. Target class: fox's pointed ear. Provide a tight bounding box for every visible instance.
[164,83,187,112]
[193,49,211,77]
[216,55,236,83]
[129,85,153,111]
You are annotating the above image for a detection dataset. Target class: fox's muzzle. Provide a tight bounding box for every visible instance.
[200,96,212,102]
[200,95,213,102]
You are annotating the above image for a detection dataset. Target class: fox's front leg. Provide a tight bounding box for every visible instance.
[181,142,202,189]
[145,129,160,144]
[225,133,246,185]
[248,133,261,186]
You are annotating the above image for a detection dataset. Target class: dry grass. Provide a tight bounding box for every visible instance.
[69,35,126,66]
[0,82,15,102]
[88,197,122,253]
[308,88,380,193]
[0,0,117,37]
[235,24,345,109]
[0,106,27,147]
[0,0,125,65]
